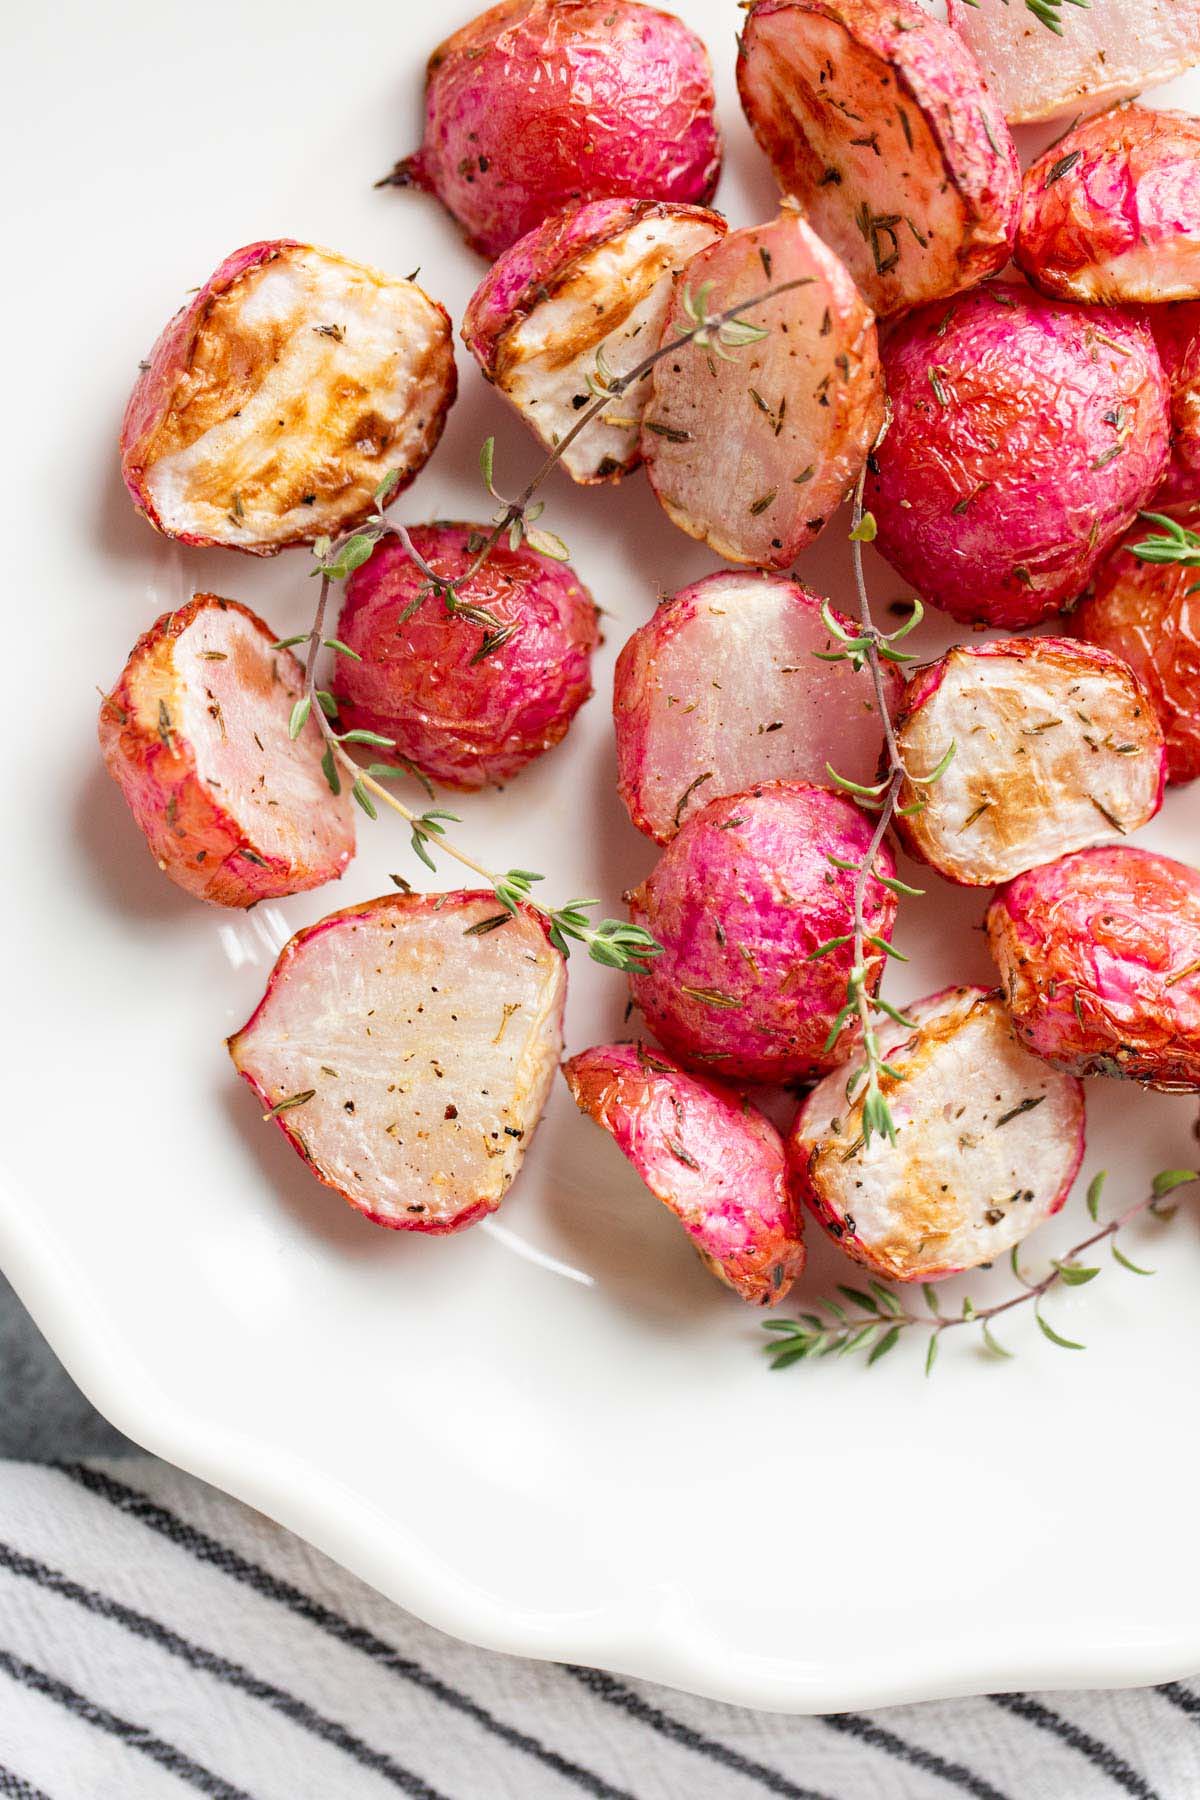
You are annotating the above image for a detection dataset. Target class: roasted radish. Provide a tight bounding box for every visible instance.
[640,211,884,569]
[866,284,1170,628]
[1073,532,1200,785]
[987,846,1200,1092]
[627,780,898,1083]
[1149,304,1200,518]
[228,891,566,1230]
[562,1042,806,1304]
[462,199,727,483]
[613,570,901,843]
[121,241,456,554]
[737,0,1019,317]
[387,0,722,258]
[1017,107,1200,306]
[787,987,1085,1283]
[98,595,354,907]
[947,0,1200,125]
[893,639,1165,887]
[332,527,599,789]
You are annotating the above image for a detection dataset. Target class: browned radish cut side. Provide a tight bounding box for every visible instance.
[789,988,1085,1282]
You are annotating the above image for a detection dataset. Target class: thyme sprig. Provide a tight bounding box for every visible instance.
[297,568,660,973]
[763,1169,1197,1373]
[1129,512,1200,570]
[811,475,955,1147]
[282,276,812,976]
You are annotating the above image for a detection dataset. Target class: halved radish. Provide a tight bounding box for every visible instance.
[98,594,354,908]
[737,0,1019,317]
[333,526,599,789]
[1149,304,1200,518]
[562,1041,805,1305]
[866,283,1170,628]
[987,846,1200,1092]
[947,0,1200,125]
[1017,107,1200,305]
[627,780,898,1083]
[614,569,901,843]
[788,987,1085,1282]
[893,638,1165,886]
[1073,530,1200,785]
[121,241,456,554]
[388,0,722,258]
[462,199,727,483]
[640,209,884,569]
[228,891,566,1231]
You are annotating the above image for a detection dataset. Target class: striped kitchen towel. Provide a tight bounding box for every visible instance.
[0,1458,1194,1800]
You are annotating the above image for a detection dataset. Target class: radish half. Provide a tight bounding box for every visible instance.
[229,892,567,1231]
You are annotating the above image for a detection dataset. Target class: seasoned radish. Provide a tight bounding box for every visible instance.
[787,987,1085,1283]
[867,284,1170,628]
[228,892,566,1230]
[640,211,884,568]
[332,527,599,789]
[1017,107,1200,306]
[1073,533,1200,785]
[893,639,1165,887]
[1149,304,1200,518]
[613,570,901,843]
[988,847,1200,1092]
[627,780,898,1083]
[562,1042,805,1304]
[98,595,354,908]
[737,0,1019,317]
[121,241,456,554]
[947,0,1200,125]
[387,0,722,258]
[462,199,727,483]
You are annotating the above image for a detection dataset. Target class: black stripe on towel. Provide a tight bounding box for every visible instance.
[57,1462,631,1800]
[0,1765,52,1800]
[823,1711,1012,1800]
[0,1648,253,1800]
[0,1541,448,1800]
[564,1666,838,1800]
[989,1694,1158,1800]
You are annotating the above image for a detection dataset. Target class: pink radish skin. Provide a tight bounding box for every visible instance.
[391,0,722,259]
[1073,531,1200,785]
[98,594,354,908]
[788,986,1085,1283]
[987,847,1200,1093]
[1017,106,1200,305]
[1148,304,1200,518]
[893,637,1165,887]
[613,569,902,844]
[641,211,884,569]
[333,527,599,790]
[228,891,567,1231]
[947,0,1200,125]
[627,780,898,1083]
[866,283,1170,628]
[121,240,456,554]
[462,198,727,483]
[737,0,1019,317]
[562,1041,806,1305]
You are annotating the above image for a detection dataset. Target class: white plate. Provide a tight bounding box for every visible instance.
[5,0,1200,1714]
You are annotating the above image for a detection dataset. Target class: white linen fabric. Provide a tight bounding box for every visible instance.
[0,1459,1194,1799]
